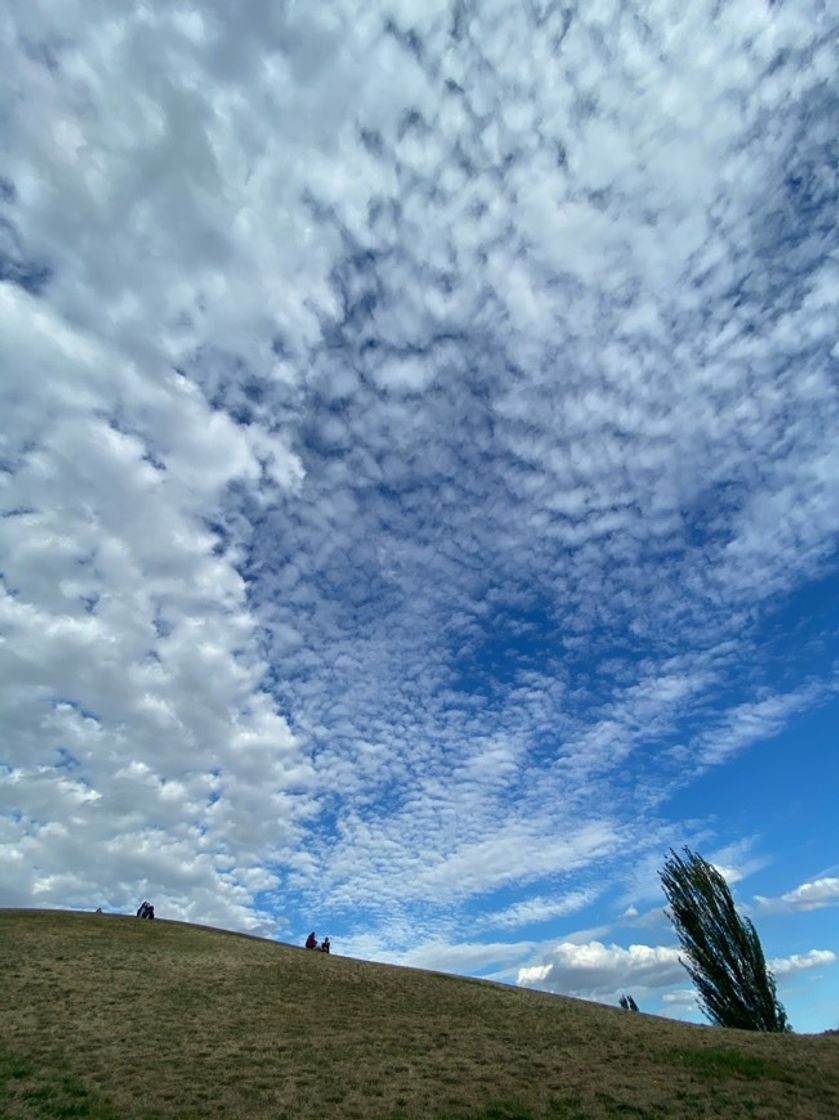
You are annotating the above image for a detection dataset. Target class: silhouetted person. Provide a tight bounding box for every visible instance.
[319,937,330,954]
[305,931,317,949]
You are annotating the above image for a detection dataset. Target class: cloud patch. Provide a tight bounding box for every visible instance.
[757,878,839,914]
[769,950,836,976]
[518,941,685,1000]
[517,940,837,1005]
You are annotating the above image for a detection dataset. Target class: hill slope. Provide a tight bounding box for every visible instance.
[1,909,837,1119]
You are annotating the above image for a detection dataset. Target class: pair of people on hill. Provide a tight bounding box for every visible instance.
[304,932,330,953]
[136,900,155,920]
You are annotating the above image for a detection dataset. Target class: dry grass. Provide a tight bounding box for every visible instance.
[1,909,837,1119]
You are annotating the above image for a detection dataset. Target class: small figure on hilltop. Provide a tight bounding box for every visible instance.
[305,931,318,949]
[319,937,330,954]
[136,901,155,920]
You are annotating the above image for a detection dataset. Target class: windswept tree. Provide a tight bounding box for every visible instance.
[659,847,789,1032]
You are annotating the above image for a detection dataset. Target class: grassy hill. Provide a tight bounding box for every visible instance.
[1,910,837,1119]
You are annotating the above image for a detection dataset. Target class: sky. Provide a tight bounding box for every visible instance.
[1,0,837,1032]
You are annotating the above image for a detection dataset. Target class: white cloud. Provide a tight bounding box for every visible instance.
[706,838,770,886]
[515,940,836,1009]
[0,285,314,933]
[662,989,697,1007]
[1,0,836,956]
[757,878,839,914]
[388,938,539,977]
[769,950,836,976]
[695,684,834,768]
[711,866,743,885]
[483,889,602,931]
[517,941,685,1000]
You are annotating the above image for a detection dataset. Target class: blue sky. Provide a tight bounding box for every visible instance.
[1,0,837,1031]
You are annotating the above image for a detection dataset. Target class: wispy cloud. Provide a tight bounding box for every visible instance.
[693,681,838,768]
[482,889,603,931]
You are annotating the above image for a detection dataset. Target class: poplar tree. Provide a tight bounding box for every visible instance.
[659,847,789,1032]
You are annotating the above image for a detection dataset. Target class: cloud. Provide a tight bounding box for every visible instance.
[705,838,770,886]
[1,0,837,954]
[757,878,839,914]
[769,950,836,976]
[517,941,685,1000]
[662,989,697,1007]
[516,940,836,1006]
[693,683,837,768]
[384,938,539,977]
[483,889,603,931]
[0,285,314,933]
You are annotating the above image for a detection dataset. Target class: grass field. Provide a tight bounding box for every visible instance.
[1,909,837,1119]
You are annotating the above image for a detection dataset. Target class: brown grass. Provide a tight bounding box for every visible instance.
[1,908,837,1119]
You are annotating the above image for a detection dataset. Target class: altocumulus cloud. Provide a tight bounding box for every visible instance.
[0,284,314,932]
[1,0,838,982]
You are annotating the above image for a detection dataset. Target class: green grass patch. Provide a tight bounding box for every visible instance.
[437,1103,536,1120]
[664,1046,782,1080]
[1,1053,36,1086]
[0,1052,120,1119]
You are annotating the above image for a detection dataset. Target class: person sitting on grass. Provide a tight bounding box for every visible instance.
[305,931,317,949]
[319,937,330,954]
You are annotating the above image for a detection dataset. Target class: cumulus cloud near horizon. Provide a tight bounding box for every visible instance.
[516,938,837,1005]
[518,940,685,999]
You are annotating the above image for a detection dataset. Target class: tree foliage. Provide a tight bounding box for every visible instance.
[659,847,790,1032]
